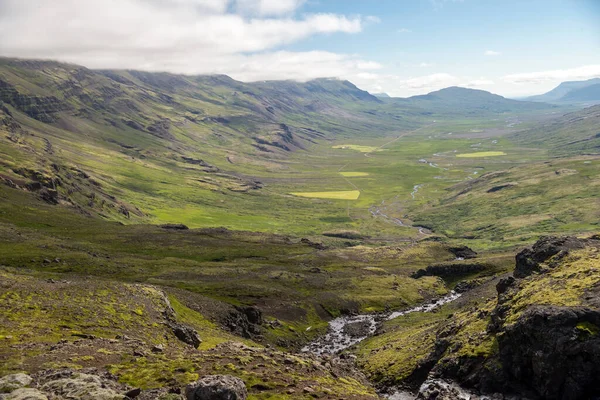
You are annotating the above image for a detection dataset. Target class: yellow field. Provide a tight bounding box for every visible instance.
[340,172,369,177]
[332,144,378,153]
[291,190,361,200]
[456,151,507,158]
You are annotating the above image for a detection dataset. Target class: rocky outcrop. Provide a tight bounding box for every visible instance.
[514,235,588,278]
[0,80,69,122]
[160,224,189,230]
[412,262,487,279]
[387,236,600,399]
[185,375,247,400]
[39,371,125,400]
[447,245,477,259]
[0,371,127,400]
[1,388,49,400]
[0,374,32,394]
[170,323,202,349]
[160,291,202,348]
[224,306,263,339]
[498,305,600,400]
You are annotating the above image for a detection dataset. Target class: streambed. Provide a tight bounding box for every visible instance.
[301,291,461,355]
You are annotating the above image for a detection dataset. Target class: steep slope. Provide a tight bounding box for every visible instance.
[561,83,600,103]
[510,104,600,156]
[0,57,414,227]
[528,78,600,103]
[409,155,600,247]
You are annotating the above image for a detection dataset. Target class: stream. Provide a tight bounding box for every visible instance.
[301,291,466,399]
[301,291,461,355]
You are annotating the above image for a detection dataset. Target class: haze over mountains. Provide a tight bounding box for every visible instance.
[527,77,600,104]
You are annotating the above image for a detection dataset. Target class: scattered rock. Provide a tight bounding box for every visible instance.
[185,375,247,400]
[342,320,372,338]
[152,344,164,353]
[2,388,48,400]
[40,372,124,400]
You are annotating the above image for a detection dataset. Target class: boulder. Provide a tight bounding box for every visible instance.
[41,373,125,400]
[185,375,247,400]
[169,322,202,348]
[342,320,372,338]
[0,374,33,393]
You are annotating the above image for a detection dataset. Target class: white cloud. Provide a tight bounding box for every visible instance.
[419,62,433,67]
[397,28,412,33]
[504,65,600,84]
[0,0,362,66]
[465,79,495,87]
[365,15,381,24]
[484,50,501,56]
[348,72,461,97]
[236,0,305,16]
[402,73,460,90]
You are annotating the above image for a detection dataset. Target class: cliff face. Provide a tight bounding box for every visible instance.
[0,79,69,122]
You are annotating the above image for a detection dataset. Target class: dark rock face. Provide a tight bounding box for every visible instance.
[447,246,478,259]
[224,306,263,338]
[236,306,262,326]
[39,188,59,204]
[412,262,487,279]
[487,183,516,193]
[160,224,189,230]
[300,238,327,250]
[0,79,69,122]
[185,375,247,400]
[498,305,600,400]
[514,236,587,278]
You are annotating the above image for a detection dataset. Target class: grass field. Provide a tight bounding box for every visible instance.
[340,172,370,177]
[456,151,507,158]
[291,190,361,200]
[332,144,379,152]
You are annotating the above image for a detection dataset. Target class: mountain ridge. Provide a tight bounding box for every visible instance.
[528,77,600,103]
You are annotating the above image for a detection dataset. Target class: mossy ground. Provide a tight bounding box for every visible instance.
[0,270,378,398]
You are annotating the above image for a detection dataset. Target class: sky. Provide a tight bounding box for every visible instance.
[0,0,599,97]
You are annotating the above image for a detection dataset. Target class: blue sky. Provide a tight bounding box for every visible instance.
[1,0,599,97]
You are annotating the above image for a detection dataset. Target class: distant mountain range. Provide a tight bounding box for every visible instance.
[527,78,600,104]
[383,86,552,115]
